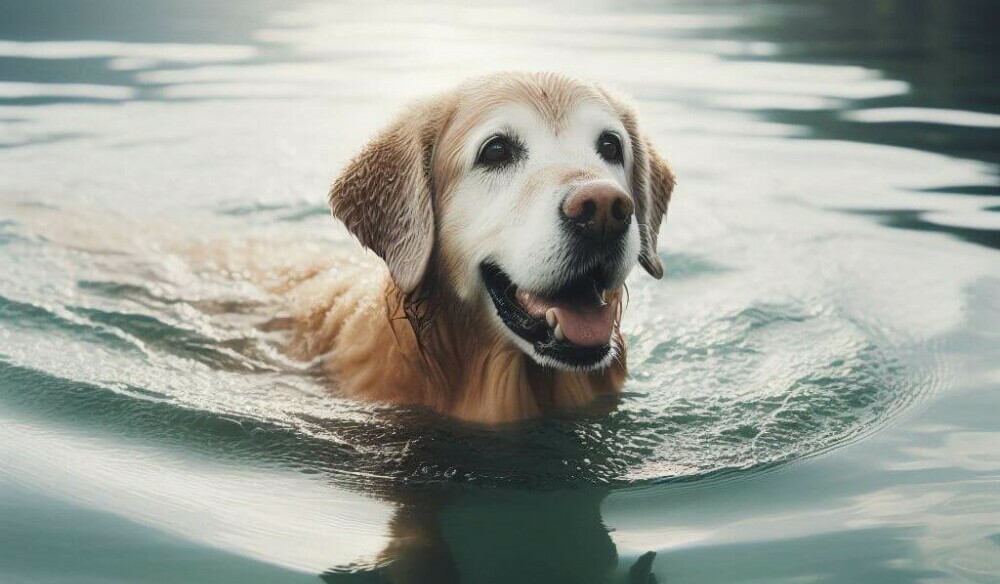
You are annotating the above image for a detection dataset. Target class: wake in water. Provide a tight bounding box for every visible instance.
[0,201,938,487]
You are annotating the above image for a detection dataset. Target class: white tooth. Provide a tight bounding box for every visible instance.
[545,308,557,327]
[554,323,565,341]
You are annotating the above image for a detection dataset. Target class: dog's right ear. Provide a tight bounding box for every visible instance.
[328,102,448,294]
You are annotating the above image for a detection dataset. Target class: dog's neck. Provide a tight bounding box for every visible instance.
[290,264,626,424]
[384,278,627,423]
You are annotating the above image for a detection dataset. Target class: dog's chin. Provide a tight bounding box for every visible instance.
[509,329,621,372]
[479,262,622,371]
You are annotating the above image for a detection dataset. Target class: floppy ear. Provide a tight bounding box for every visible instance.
[598,86,676,279]
[328,104,444,293]
[633,136,675,278]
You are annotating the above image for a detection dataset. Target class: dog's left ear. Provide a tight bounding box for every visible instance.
[632,137,675,279]
[598,86,676,279]
[328,100,449,294]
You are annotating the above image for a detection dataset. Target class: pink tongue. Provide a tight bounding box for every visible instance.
[553,302,616,347]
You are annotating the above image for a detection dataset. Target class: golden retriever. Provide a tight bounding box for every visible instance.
[286,72,674,424]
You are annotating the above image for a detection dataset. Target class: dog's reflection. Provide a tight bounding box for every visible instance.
[321,486,657,584]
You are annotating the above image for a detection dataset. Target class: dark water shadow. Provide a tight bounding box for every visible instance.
[847,207,1000,249]
[920,184,999,197]
[319,488,658,584]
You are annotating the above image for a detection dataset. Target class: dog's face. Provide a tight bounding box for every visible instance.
[330,73,674,372]
[435,93,642,370]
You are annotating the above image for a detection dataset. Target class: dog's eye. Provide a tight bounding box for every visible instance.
[597,131,624,164]
[476,134,521,169]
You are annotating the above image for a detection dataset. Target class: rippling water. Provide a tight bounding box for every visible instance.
[1,1,998,582]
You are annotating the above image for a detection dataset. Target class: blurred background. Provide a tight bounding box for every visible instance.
[0,1,997,583]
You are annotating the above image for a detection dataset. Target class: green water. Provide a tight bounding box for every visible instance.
[0,0,998,582]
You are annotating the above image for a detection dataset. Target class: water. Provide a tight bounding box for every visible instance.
[0,0,997,582]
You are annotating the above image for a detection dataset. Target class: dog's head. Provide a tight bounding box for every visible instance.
[329,72,674,371]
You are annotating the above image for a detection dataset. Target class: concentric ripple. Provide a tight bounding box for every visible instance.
[0,206,942,490]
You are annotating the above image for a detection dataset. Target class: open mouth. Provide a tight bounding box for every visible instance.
[480,262,621,368]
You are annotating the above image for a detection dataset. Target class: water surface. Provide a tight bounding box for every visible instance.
[1,1,998,582]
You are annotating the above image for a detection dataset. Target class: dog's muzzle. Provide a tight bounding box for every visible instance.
[480,262,621,369]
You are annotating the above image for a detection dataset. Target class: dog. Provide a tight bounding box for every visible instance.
[286,72,674,424]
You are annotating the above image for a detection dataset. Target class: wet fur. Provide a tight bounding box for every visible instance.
[283,256,626,423]
[298,72,671,425]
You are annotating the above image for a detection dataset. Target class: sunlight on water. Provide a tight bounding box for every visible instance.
[842,107,1000,129]
[0,81,135,100]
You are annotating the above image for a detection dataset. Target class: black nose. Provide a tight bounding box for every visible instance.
[561,182,634,242]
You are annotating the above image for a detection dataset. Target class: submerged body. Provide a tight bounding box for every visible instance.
[285,256,625,423]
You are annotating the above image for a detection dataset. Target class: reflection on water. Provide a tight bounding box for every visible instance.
[0,0,998,582]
